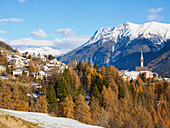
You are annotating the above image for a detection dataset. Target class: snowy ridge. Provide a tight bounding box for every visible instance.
[19,47,63,57]
[0,108,102,128]
[81,22,170,49]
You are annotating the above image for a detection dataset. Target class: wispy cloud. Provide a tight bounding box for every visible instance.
[10,27,91,53]
[53,35,91,53]
[18,0,25,3]
[0,18,24,23]
[147,14,163,21]
[147,7,163,21]
[29,29,47,38]
[57,28,76,37]
[150,7,163,13]
[0,37,10,43]
[0,30,6,34]
[9,35,91,53]
[10,38,53,47]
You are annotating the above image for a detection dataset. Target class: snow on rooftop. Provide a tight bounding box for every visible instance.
[0,108,102,128]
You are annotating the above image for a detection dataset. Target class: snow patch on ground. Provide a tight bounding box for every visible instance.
[0,108,102,128]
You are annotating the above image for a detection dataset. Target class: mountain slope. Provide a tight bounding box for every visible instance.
[0,114,42,128]
[148,40,170,77]
[0,108,102,128]
[59,22,170,77]
[0,41,16,53]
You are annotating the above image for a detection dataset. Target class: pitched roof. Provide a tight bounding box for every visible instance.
[135,66,148,71]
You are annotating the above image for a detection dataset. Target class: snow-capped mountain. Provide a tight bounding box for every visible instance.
[19,47,63,57]
[59,22,170,77]
[82,22,170,50]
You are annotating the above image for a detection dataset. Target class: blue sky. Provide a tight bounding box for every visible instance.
[0,0,170,53]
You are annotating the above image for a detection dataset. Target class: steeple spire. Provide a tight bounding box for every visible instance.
[140,51,143,67]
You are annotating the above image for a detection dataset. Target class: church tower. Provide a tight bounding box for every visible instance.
[136,51,148,71]
[140,51,143,67]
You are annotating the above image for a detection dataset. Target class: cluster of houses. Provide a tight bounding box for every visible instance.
[0,50,69,98]
[0,51,68,80]
[120,70,154,81]
[119,51,168,81]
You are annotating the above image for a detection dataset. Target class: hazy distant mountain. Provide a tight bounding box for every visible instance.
[59,22,170,77]
[19,47,63,57]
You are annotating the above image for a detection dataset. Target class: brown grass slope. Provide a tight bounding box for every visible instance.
[0,114,42,128]
[0,41,16,53]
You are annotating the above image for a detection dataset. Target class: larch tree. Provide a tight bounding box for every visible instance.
[73,59,77,68]
[99,66,106,78]
[29,58,34,73]
[74,94,92,124]
[32,95,48,113]
[0,81,12,109]
[101,85,109,109]
[90,96,102,126]
[63,94,75,119]
[0,52,7,66]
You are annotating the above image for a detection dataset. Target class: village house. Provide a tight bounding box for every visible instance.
[33,70,46,80]
[0,64,6,74]
[13,69,23,76]
[120,51,153,81]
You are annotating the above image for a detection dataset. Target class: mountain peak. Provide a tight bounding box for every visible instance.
[59,21,170,77]
[81,22,170,48]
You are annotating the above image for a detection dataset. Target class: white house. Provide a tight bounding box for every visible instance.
[23,59,30,67]
[0,65,6,74]
[120,70,140,80]
[15,58,24,68]
[13,69,23,76]
[33,70,46,80]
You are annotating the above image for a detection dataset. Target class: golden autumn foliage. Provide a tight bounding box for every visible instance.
[99,66,106,78]
[74,94,92,124]
[32,95,48,113]
[0,53,7,66]
[0,60,169,128]
[57,102,64,117]
[101,85,109,108]
[16,102,29,111]
[165,116,169,128]
[0,81,29,111]
[90,97,102,126]
[63,94,75,119]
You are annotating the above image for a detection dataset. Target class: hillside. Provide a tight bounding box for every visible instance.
[0,41,16,53]
[59,22,170,77]
[0,114,42,128]
[0,108,102,128]
[148,40,170,77]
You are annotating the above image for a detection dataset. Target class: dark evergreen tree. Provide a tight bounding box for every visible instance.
[47,84,57,111]
[115,76,125,99]
[55,77,69,101]
[63,69,72,88]
[91,85,102,104]
[93,62,98,71]
[48,54,54,60]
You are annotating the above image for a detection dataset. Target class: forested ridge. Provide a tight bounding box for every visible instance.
[0,60,169,128]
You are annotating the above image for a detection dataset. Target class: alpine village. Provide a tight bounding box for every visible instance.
[0,1,170,127]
